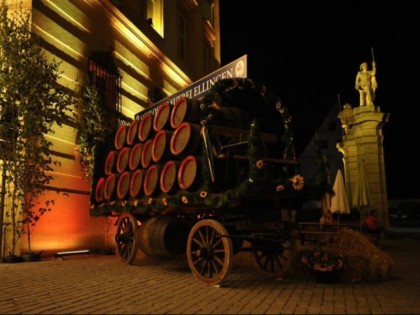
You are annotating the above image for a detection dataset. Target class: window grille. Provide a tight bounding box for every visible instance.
[88,56,123,126]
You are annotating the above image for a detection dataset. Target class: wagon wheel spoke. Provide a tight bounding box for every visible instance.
[211,260,220,275]
[197,229,206,245]
[212,238,223,249]
[264,253,282,273]
[115,213,139,265]
[209,228,216,245]
[187,219,233,285]
[253,239,296,278]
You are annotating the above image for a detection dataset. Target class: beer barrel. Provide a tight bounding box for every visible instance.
[141,139,153,169]
[143,164,161,196]
[94,177,106,203]
[103,173,117,200]
[153,102,171,131]
[129,169,143,198]
[138,215,191,259]
[160,160,179,194]
[104,150,116,175]
[152,129,173,163]
[138,112,153,142]
[178,155,201,190]
[114,125,127,150]
[128,143,143,171]
[170,122,202,157]
[116,171,130,199]
[170,97,200,129]
[116,147,131,173]
[126,119,139,146]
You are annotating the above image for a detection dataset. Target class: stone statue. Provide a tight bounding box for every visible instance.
[338,103,353,135]
[355,61,377,106]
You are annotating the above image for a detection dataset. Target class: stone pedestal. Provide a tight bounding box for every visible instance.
[337,105,390,228]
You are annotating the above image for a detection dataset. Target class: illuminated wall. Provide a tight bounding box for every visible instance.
[2,0,220,257]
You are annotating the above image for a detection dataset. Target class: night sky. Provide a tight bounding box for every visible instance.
[219,1,419,200]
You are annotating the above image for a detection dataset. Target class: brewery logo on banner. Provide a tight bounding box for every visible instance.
[136,55,248,120]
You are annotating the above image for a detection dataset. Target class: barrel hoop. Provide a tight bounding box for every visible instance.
[103,173,116,200]
[126,119,139,146]
[152,130,172,163]
[160,160,178,193]
[170,97,200,129]
[116,147,130,173]
[94,177,106,203]
[144,165,160,196]
[141,140,153,169]
[178,155,199,190]
[116,171,130,199]
[153,102,171,131]
[104,150,116,175]
[138,112,153,142]
[129,169,143,198]
[114,125,127,150]
[128,143,143,171]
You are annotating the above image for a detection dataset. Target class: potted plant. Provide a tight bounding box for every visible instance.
[301,250,346,283]
[0,0,73,262]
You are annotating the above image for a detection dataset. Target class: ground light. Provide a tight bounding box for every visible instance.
[54,249,91,259]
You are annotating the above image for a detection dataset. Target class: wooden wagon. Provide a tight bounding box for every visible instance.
[90,79,306,285]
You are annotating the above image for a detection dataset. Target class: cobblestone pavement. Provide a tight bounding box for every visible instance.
[1,238,420,314]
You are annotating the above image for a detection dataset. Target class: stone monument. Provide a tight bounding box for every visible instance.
[337,56,390,229]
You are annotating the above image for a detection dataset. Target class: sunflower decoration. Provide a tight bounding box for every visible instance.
[256,160,264,169]
[290,174,305,191]
[181,196,189,204]
[148,198,153,205]
[276,184,285,192]
[162,197,168,206]
[199,191,208,199]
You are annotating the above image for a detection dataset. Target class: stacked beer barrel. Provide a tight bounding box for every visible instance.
[93,97,207,205]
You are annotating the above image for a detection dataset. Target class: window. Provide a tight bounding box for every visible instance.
[146,0,164,36]
[88,52,122,127]
[146,0,154,19]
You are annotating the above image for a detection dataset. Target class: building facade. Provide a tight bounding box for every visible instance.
[2,0,220,257]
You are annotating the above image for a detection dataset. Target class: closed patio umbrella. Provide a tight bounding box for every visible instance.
[330,169,350,230]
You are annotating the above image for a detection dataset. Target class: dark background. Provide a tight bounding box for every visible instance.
[219,1,419,199]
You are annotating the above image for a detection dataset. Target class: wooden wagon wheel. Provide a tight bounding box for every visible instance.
[115,213,139,264]
[253,237,296,278]
[187,219,233,285]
